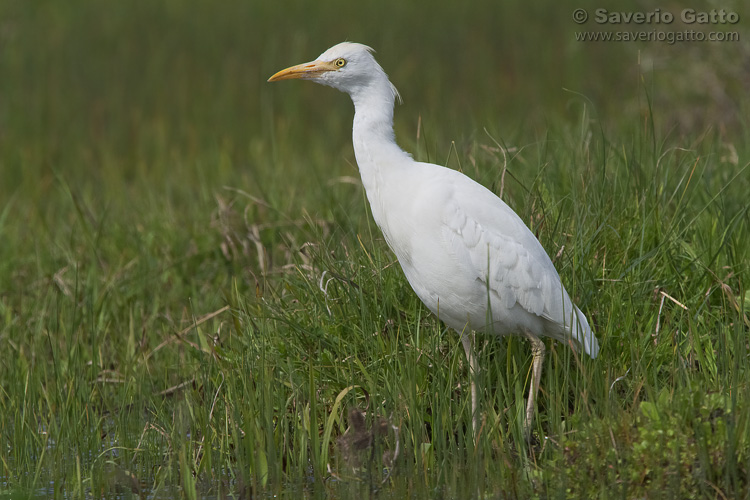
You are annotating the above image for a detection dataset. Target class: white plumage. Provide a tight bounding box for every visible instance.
[269,42,599,436]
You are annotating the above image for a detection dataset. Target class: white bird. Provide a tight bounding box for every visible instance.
[268,42,599,437]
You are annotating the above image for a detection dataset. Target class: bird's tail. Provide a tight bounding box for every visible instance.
[570,306,599,359]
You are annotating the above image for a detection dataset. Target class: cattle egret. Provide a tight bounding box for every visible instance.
[268,42,599,437]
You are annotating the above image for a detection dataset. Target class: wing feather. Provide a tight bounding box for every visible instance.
[443,189,598,357]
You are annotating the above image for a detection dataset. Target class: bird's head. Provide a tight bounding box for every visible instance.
[268,42,400,103]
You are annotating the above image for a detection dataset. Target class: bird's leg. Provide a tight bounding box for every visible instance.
[460,331,479,436]
[523,331,546,438]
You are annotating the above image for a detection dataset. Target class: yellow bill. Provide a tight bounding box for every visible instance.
[267,60,337,82]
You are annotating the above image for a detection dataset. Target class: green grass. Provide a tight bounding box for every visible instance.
[1,1,749,498]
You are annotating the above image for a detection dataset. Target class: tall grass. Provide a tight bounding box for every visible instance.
[1,0,748,498]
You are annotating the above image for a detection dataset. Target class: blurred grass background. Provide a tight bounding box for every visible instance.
[1,0,749,497]
[3,0,747,204]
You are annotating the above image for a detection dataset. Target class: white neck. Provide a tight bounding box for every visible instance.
[349,80,411,225]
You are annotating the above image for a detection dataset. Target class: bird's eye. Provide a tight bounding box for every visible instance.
[334,58,346,68]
